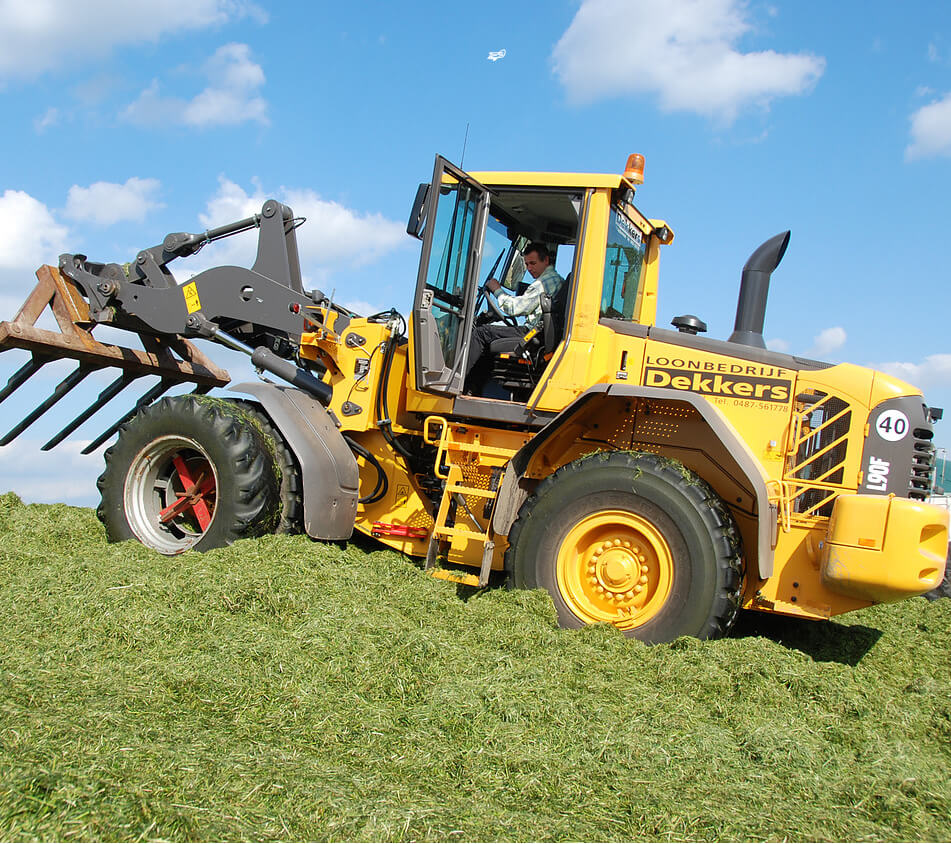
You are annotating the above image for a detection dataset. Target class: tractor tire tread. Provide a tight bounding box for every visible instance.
[505,450,744,641]
[96,395,280,550]
[233,399,304,534]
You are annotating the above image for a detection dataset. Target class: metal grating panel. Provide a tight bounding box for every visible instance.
[910,424,935,500]
[786,392,852,518]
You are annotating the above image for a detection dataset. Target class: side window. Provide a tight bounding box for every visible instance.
[554,244,576,281]
[601,207,647,320]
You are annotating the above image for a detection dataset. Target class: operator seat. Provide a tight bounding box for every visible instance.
[488,273,571,397]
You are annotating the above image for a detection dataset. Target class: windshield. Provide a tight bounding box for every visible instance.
[479,215,530,294]
[477,190,581,298]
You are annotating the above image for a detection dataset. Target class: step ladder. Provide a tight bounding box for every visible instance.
[422,416,505,588]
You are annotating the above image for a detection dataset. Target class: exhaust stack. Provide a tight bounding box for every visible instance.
[728,230,790,349]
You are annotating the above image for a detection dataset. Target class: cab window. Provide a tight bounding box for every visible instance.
[423,181,481,368]
[601,206,647,320]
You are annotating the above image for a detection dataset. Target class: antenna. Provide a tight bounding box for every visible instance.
[460,122,470,168]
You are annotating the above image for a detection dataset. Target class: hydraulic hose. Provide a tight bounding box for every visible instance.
[376,329,415,463]
[344,434,389,505]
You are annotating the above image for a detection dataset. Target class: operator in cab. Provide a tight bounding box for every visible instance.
[464,242,564,395]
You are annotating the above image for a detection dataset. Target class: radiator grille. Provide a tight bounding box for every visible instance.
[910,424,935,500]
[786,391,853,518]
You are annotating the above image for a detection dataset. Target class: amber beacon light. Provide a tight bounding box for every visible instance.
[624,153,645,184]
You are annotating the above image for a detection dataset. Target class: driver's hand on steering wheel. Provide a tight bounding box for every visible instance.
[485,278,502,295]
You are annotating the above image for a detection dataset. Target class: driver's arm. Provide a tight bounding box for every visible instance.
[489,276,546,318]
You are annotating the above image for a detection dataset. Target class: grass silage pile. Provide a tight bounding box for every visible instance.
[0,491,949,842]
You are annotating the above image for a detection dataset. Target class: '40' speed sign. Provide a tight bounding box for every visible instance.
[875,409,909,442]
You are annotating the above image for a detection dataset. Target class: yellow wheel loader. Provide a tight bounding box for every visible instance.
[0,154,947,644]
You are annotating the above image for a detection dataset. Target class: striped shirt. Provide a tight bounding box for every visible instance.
[496,265,565,330]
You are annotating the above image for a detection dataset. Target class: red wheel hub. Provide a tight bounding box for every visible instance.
[158,453,216,531]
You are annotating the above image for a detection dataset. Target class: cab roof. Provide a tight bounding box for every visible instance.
[467,171,626,190]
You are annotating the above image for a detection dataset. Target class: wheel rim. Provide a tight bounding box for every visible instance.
[123,435,218,554]
[556,509,674,631]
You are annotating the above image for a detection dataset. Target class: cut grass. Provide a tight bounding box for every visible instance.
[0,491,949,841]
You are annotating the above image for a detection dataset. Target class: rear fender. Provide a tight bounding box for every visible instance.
[494,384,776,579]
[229,382,359,539]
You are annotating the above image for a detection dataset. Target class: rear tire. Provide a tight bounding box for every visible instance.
[506,451,744,644]
[234,401,303,534]
[97,395,281,554]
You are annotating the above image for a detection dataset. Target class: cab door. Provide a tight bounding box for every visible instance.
[411,156,490,395]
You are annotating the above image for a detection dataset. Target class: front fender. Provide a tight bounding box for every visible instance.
[230,382,359,539]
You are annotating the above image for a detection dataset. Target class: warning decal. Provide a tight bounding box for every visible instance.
[183,281,202,315]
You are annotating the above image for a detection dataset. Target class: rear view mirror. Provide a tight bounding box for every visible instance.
[406,183,429,239]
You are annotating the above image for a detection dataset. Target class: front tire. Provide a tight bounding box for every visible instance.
[97,395,281,554]
[506,451,744,644]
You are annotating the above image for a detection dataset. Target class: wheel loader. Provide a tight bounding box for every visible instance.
[0,153,947,644]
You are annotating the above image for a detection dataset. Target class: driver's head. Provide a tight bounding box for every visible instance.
[523,243,552,279]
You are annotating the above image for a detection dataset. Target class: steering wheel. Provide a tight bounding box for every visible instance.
[473,247,519,327]
[475,284,518,327]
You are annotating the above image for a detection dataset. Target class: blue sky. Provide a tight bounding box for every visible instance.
[0,0,949,505]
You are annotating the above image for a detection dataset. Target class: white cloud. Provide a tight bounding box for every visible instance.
[809,325,846,358]
[184,44,268,127]
[34,107,58,133]
[200,176,264,224]
[906,93,951,160]
[193,177,406,278]
[552,0,825,122]
[766,337,790,353]
[120,80,180,126]
[123,43,268,129]
[64,177,163,226]
[875,354,951,391]
[0,190,70,274]
[0,0,265,82]
[282,187,406,269]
